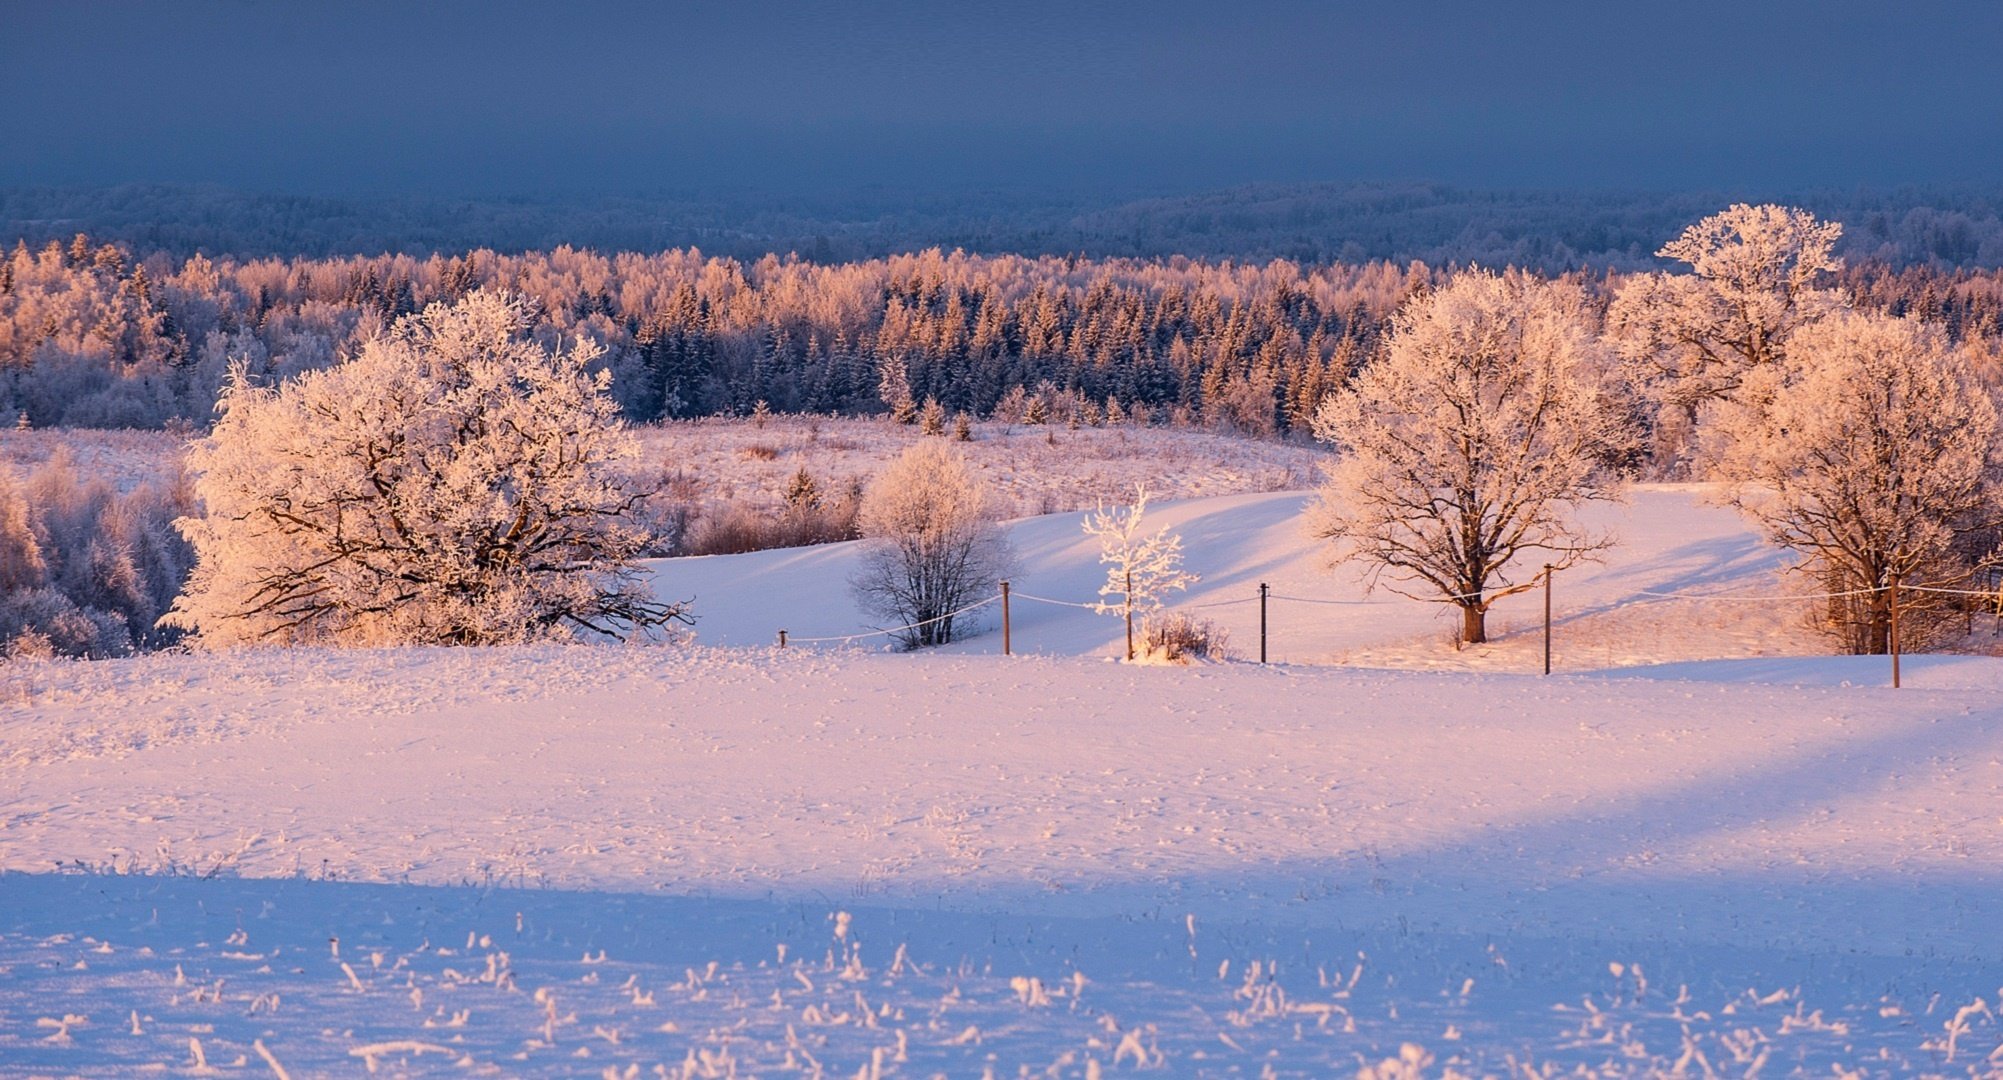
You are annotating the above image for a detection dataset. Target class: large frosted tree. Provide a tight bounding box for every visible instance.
[1311,270,1636,645]
[1607,204,1846,464]
[1709,311,1999,654]
[166,291,688,647]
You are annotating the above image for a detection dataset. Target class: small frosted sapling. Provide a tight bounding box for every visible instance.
[1083,485,1198,660]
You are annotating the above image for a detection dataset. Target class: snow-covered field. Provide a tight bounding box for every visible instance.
[0,415,1321,525]
[632,417,1322,520]
[5,486,2003,1076]
[656,484,1859,669]
[0,428,184,494]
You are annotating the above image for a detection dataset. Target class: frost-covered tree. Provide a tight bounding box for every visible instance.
[782,467,821,515]
[876,353,917,423]
[1311,270,1636,645]
[1709,311,1999,654]
[165,291,688,647]
[1083,485,1197,660]
[919,396,947,436]
[1607,204,1846,463]
[849,441,1013,648]
[0,453,193,658]
[0,470,45,594]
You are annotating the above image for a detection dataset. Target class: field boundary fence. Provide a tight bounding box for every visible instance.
[773,569,2003,689]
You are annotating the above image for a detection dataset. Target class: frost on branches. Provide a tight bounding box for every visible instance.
[165,291,689,647]
[1607,204,1846,466]
[1082,485,1197,661]
[1310,270,1635,645]
[849,440,1013,648]
[1709,311,1999,654]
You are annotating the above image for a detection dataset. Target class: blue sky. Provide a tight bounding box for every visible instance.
[5,0,2000,195]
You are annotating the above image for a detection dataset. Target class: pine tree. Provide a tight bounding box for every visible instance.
[878,353,918,423]
[783,466,821,513]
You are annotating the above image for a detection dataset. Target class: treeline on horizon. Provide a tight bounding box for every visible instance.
[8,182,2003,269]
[5,218,2003,435]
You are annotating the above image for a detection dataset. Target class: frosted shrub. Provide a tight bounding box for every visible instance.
[1083,485,1197,661]
[684,499,860,556]
[850,441,1013,648]
[165,291,689,647]
[0,453,193,659]
[1140,612,1229,664]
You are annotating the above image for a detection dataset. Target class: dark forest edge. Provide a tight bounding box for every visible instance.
[9,182,2003,268]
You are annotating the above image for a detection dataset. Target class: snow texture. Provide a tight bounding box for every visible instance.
[4,487,2002,1075]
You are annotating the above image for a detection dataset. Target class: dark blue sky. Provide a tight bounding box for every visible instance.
[6,0,2001,196]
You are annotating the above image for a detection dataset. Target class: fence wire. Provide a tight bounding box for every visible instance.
[774,575,2003,662]
[785,594,1000,645]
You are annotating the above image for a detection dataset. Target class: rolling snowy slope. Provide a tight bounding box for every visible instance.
[654,484,1820,670]
[4,486,2002,1075]
[5,645,2003,1074]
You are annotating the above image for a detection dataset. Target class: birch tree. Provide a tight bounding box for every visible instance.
[1710,311,1999,654]
[165,291,688,647]
[1082,485,1197,660]
[1310,270,1636,645]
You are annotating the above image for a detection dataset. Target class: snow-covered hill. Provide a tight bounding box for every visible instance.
[5,486,2002,1075]
[655,483,1846,671]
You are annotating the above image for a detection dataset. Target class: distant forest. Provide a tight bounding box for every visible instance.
[9,182,2003,269]
[7,184,2003,432]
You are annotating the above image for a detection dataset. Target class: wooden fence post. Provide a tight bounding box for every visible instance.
[778,629,787,649]
[1542,564,1554,676]
[1001,580,1011,657]
[1890,573,1901,689]
[1259,582,1269,664]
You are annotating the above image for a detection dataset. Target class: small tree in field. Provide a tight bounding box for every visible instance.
[1083,485,1197,660]
[165,291,689,647]
[849,441,1013,648]
[1311,270,1636,645]
[1710,311,1999,654]
[919,396,947,436]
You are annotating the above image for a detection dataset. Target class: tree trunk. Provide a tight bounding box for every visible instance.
[1461,602,1486,645]
[1124,570,1134,661]
[1864,597,1890,655]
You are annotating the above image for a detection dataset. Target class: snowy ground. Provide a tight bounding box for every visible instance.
[655,484,1857,670]
[631,416,1322,520]
[5,486,2003,1076]
[0,414,1321,527]
[0,428,184,494]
